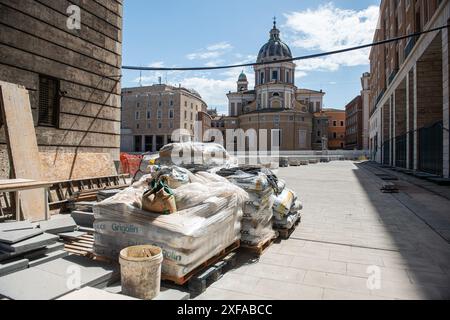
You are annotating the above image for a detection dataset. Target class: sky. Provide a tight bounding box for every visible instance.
[122,0,381,114]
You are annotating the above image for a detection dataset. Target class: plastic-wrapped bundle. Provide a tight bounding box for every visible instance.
[158,142,234,169]
[273,211,300,229]
[93,169,248,278]
[272,188,297,217]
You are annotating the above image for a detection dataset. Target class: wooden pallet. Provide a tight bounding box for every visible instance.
[62,233,94,257]
[162,240,240,288]
[241,235,276,256]
[274,217,301,240]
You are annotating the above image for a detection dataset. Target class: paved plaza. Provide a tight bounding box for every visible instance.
[196,161,450,300]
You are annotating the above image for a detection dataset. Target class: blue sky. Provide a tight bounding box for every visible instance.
[122,0,381,114]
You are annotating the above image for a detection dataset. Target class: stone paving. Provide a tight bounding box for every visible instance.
[195,161,450,300]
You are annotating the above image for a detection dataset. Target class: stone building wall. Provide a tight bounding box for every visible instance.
[0,0,123,180]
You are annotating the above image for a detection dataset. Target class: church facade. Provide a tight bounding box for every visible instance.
[217,21,327,151]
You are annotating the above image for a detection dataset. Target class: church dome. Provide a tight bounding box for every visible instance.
[238,71,247,82]
[257,21,292,63]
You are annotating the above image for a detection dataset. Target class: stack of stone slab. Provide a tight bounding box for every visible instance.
[0,220,69,276]
[0,255,119,300]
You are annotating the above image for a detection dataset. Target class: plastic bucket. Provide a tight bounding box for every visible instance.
[119,245,163,300]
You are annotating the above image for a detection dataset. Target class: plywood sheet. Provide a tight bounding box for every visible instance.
[0,81,46,222]
[40,151,117,181]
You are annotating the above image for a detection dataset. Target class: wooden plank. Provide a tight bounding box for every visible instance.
[0,81,47,222]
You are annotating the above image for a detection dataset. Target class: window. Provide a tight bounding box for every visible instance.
[184,110,187,119]
[333,132,337,139]
[170,100,174,107]
[169,121,173,129]
[135,111,140,120]
[272,70,278,81]
[158,101,162,107]
[184,101,187,107]
[341,121,344,126]
[158,122,162,129]
[317,131,321,137]
[146,123,151,129]
[260,72,265,84]
[333,121,337,126]
[190,112,193,121]
[146,111,151,119]
[157,110,162,119]
[136,123,140,129]
[286,71,290,83]
[169,109,174,119]
[289,116,294,121]
[137,102,140,108]
[38,76,60,127]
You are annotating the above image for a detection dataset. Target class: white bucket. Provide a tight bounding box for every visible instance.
[119,245,163,300]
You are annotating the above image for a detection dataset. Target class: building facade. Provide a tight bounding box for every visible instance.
[121,84,208,153]
[345,96,364,150]
[361,72,371,150]
[0,0,123,181]
[223,21,325,151]
[323,109,346,150]
[369,0,449,178]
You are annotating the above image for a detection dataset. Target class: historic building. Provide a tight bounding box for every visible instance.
[323,109,346,150]
[223,21,325,151]
[345,96,364,150]
[120,84,209,153]
[368,0,449,178]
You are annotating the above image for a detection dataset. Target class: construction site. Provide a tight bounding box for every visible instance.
[1,0,450,304]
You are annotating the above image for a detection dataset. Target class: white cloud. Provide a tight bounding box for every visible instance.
[284,3,379,72]
[207,42,233,51]
[186,41,233,60]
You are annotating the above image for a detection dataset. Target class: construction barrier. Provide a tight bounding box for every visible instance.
[120,153,143,176]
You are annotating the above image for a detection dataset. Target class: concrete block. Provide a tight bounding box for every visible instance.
[0,229,43,244]
[23,242,65,260]
[71,211,95,228]
[0,258,29,277]
[39,216,77,234]
[34,255,119,288]
[28,250,69,268]
[0,221,34,232]
[57,287,138,300]
[58,231,87,240]
[0,233,58,254]
[0,268,76,300]
[154,287,190,300]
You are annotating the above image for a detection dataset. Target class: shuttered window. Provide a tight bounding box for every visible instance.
[38,76,60,127]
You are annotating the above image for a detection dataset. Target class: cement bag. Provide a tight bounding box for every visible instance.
[158,142,231,169]
[142,180,177,214]
[273,211,300,229]
[224,171,271,192]
[291,200,303,213]
[94,208,241,266]
[272,189,296,217]
[157,166,190,189]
